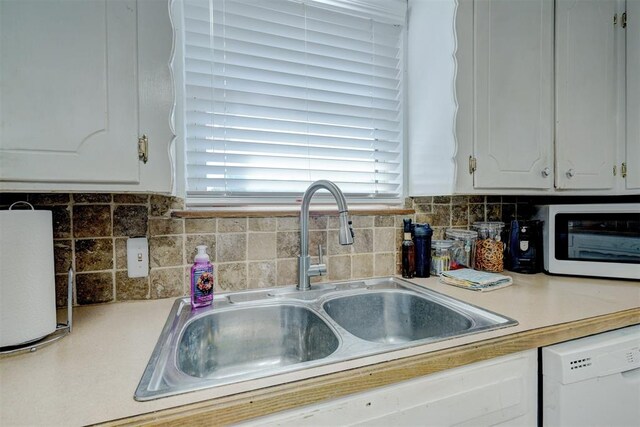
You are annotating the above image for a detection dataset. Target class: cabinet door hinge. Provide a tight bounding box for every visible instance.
[469,156,477,174]
[622,12,627,29]
[613,165,617,176]
[138,135,149,164]
[621,162,627,178]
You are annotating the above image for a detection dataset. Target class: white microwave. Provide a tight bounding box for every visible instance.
[536,204,640,280]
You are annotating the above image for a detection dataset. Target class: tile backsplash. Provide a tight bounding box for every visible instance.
[0,193,529,307]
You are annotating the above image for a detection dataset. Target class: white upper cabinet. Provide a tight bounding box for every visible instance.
[626,0,640,189]
[473,0,553,189]
[555,0,618,190]
[0,0,174,194]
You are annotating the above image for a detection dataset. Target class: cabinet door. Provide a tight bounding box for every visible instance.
[0,0,140,184]
[627,0,640,189]
[473,0,553,189]
[555,0,618,190]
[242,350,538,426]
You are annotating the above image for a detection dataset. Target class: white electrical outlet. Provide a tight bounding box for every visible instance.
[127,237,149,278]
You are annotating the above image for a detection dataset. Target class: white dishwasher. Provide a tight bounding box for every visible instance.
[542,324,640,426]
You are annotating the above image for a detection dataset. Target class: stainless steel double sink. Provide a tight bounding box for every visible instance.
[135,277,517,401]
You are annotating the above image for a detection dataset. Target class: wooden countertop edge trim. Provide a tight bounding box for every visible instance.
[101,308,640,427]
[172,208,415,218]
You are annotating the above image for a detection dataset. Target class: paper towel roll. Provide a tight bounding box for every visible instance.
[0,208,57,347]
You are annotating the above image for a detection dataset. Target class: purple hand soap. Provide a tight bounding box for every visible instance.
[190,245,214,309]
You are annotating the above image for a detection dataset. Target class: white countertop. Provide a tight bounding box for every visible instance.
[1,273,639,426]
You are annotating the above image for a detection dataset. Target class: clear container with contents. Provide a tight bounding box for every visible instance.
[472,221,505,272]
[445,229,478,269]
[430,240,454,276]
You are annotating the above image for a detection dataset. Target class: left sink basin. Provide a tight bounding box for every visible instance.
[134,299,340,401]
[177,304,339,379]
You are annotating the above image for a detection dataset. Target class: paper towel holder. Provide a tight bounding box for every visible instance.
[0,268,74,356]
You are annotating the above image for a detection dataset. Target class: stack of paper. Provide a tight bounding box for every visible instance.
[439,268,513,292]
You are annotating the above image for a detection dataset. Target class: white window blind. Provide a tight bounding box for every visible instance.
[181,0,406,202]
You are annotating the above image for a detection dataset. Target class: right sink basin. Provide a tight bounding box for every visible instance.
[323,291,473,344]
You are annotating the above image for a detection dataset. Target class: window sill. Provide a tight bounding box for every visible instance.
[171,206,414,219]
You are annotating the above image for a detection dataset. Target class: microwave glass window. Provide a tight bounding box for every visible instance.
[555,213,640,264]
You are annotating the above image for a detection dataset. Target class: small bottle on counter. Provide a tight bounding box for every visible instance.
[414,223,433,277]
[401,218,415,278]
[191,245,214,309]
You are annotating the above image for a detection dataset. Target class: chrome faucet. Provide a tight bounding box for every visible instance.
[298,180,354,291]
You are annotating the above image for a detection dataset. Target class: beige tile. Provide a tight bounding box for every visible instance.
[149,236,184,268]
[29,193,70,205]
[248,232,276,260]
[431,204,452,227]
[487,204,502,221]
[185,234,216,263]
[309,215,327,230]
[218,218,247,233]
[352,254,373,278]
[374,228,396,252]
[277,217,300,231]
[72,205,111,238]
[309,230,327,257]
[217,233,247,262]
[115,271,149,300]
[113,205,148,236]
[352,228,373,254]
[113,194,149,204]
[374,216,395,227]
[53,240,72,275]
[216,262,247,292]
[185,218,216,234]
[76,272,113,305]
[248,261,276,288]
[374,253,395,276]
[248,217,276,232]
[73,193,111,204]
[75,238,113,272]
[150,195,184,217]
[55,274,69,308]
[115,238,128,270]
[277,231,300,258]
[327,231,353,256]
[276,258,297,286]
[150,268,184,299]
[51,206,72,239]
[149,218,184,236]
[351,215,374,228]
[328,255,351,281]
[434,196,451,204]
[469,204,486,224]
[452,203,469,227]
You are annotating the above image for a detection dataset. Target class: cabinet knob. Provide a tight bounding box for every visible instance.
[541,167,550,177]
[566,169,575,179]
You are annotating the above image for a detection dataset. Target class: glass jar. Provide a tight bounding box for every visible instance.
[430,240,454,276]
[472,221,505,272]
[445,229,478,269]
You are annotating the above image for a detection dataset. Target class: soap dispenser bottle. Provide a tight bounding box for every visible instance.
[191,245,214,308]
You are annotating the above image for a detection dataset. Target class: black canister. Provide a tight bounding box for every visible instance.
[414,223,433,277]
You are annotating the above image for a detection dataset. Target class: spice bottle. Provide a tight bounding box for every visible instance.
[401,219,415,278]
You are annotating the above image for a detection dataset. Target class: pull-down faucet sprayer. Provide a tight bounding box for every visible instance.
[297,180,354,291]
